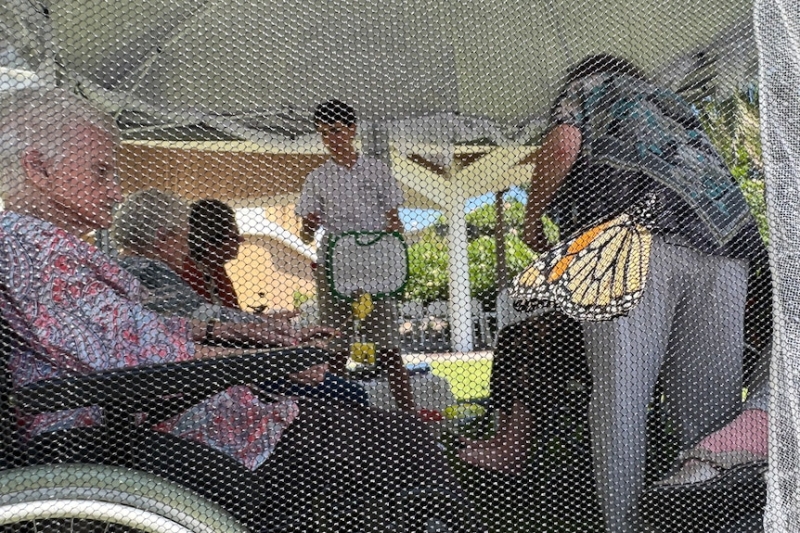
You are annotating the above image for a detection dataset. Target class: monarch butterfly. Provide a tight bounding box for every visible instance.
[511,195,660,322]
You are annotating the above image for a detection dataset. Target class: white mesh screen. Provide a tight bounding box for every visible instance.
[755,1,800,531]
[0,2,785,533]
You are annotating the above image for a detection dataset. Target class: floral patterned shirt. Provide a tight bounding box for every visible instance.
[0,212,297,470]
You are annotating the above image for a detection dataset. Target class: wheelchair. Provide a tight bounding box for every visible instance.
[2,299,455,533]
[0,310,482,533]
[0,305,341,533]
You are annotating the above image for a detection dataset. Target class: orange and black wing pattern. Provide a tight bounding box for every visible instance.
[511,213,652,322]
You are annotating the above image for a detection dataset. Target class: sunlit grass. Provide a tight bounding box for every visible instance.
[430,359,493,402]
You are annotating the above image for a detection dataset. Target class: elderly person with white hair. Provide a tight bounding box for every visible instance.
[112,188,223,320]
[0,88,485,533]
[112,187,369,405]
[113,189,292,327]
[0,87,332,469]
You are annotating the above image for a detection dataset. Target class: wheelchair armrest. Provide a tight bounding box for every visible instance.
[12,346,329,416]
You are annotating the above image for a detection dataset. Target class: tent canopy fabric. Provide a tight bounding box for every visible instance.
[3,0,755,146]
[0,0,760,351]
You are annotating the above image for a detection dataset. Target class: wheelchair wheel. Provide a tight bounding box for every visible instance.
[0,464,249,533]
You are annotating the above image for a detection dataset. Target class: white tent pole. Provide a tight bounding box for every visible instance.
[393,147,538,352]
[444,162,473,353]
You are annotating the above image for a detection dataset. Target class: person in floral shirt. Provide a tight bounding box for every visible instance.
[0,88,333,469]
[0,88,483,533]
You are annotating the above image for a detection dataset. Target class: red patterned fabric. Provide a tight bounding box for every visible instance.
[0,212,297,469]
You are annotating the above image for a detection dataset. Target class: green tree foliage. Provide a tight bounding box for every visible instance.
[404,198,535,305]
[405,234,449,304]
[463,200,526,234]
[468,234,536,302]
[696,89,768,242]
[405,87,769,307]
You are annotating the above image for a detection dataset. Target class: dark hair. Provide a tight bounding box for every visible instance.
[188,199,237,262]
[314,100,357,127]
[565,54,646,85]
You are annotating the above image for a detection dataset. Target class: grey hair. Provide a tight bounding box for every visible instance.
[0,87,119,199]
[112,188,189,254]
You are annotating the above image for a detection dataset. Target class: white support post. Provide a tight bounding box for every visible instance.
[444,192,473,353]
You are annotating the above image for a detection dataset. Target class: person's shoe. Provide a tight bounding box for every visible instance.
[655,459,721,486]
[641,461,767,533]
[655,447,767,487]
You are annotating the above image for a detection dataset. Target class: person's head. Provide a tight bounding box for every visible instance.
[0,87,121,232]
[314,100,357,158]
[564,54,647,85]
[188,199,243,266]
[112,189,190,269]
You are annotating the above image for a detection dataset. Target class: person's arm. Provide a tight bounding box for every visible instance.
[299,213,320,244]
[522,124,582,252]
[189,318,338,349]
[193,345,248,359]
[373,158,405,234]
[297,171,321,244]
[385,208,403,233]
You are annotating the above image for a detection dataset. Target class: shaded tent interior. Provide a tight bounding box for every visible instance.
[0,0,784,531]
[1,0,759,351]
[118,138,538,341]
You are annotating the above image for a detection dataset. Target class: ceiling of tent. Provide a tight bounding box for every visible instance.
[39,0,755,136]
[1,0,757,209]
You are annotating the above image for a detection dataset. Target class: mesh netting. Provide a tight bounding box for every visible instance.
[0,1,785,532]
[755,1,800,531]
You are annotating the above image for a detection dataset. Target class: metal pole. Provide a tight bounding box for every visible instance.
[494,189,509,290]
[444,161,473,352]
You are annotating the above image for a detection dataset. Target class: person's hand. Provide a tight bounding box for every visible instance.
[250,324,339,348]
[245,314,300,346]
[258,314,295,335]
[288,362,330,386]
[294,326,340,345]
[264,309,299,321]
[300,213,321,244]
[523,217,550,253]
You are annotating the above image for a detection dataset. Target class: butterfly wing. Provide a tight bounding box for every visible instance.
[510,241,568,305]
[511,213,652,321]
[511,217,623,308]
[549,214,652,321]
